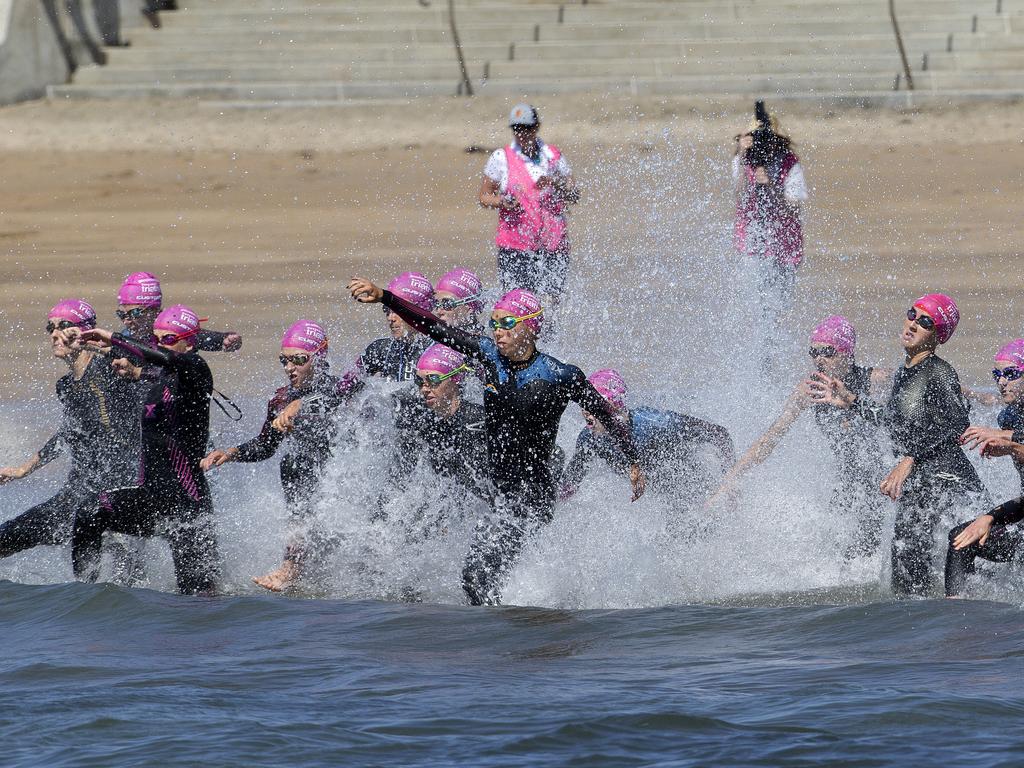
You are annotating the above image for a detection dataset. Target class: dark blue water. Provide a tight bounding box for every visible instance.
[3,581,1023,767]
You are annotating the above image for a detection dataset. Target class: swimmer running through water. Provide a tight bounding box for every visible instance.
[810,294,988,596]
[73,305,220,595]
[708,316,890,557]
[347,277,645,606]
[0,301,139,571]
[561,369,734,508]
[944,339,1024,597]
[203,320,344,593]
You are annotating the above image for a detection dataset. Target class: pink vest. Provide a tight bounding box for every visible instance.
[495,144,568,252]
[733,151,803,267]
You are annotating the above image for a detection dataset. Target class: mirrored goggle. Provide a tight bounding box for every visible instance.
[489,310,543,331]
[280,353,313,367]
[116,307,149,321]
[809,346,837,359]
[992,367,1024,382]
[415,365,469,387]
[906,307,935,330]
[152,330,197,346]
[436,293,482,311]
[46,319,91,334]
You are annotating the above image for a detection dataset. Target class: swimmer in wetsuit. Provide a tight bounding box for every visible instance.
[561,368,734,509]
[348,278,645,606]
[378,344,489,526]
[811,294,988,597]
[0,300,139,572]
[73,305,221,595]
[944,339,1024,597]
[708,316,891,557]
[203,320,345,593]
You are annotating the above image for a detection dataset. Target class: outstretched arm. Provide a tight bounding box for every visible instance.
[348,278,484,360]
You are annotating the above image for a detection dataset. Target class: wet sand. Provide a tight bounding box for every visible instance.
[0,95,1021,399]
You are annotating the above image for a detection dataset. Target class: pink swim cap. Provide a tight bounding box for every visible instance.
[493,289,543,334]
[912,293,959,344]
[154,304,201,342]
[388,272,434,311]
[436,268,484,312]
[417,343,468,382]
[588,369,628,411]
[118,271,162,308]
[995,339,1024,369]
[810,315,856,356]
[48,299,97,328]
[281,320,328,355]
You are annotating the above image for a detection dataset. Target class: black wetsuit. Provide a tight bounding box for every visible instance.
[561,406,733,509]
[377,392,489,536]
[358,335,434,382]
[233,373,345,567]
[72,335,219,595]
[945,403,1024,596]
[0,354,138,560]
[854,355,986,596]
[379,290,639,605]
[120,326,238,354]
[814,365,890,557]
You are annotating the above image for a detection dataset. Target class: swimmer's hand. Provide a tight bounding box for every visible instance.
[806,372,856,409]
[348,278,383,303]
[629,464,646,502]
[222,333,243,352]
[880,457,914,500]
[960,425,1012,452]
[111,357,141,380]
[753,166,770,185]
[272,399,302,433]
[0,466,28,484]
[78,328,114,349]
[952,514,994,550]
[201,447,237,471]
[977,436,1019,459]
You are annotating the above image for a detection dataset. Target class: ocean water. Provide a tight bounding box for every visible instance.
[2,581,1023,767]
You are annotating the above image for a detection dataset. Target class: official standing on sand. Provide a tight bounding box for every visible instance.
[479,104,579,331]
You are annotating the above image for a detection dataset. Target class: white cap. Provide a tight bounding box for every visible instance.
[509,103,539,127]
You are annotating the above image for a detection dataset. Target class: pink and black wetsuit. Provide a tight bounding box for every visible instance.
[71,333,219,595]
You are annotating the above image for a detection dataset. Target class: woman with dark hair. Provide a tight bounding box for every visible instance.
[810,294,988,596]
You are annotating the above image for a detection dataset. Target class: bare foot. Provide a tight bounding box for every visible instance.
[252,561,298,592]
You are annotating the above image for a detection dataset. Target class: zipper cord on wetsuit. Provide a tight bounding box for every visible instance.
[210,388,243,421]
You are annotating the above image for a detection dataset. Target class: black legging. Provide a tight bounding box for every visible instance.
[945,498,1024,596]
[0,486,93,557]
[73,487,219,595]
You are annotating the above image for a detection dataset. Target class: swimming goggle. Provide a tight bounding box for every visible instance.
[280,353,313,368]
[436,294,482,311]
[46,319,92,334]
[808,346,837,358]
[992,367,1024,382]
[415,365,469,387]
[489,310,543,331]
[152,329,198,346]
[116,307,150,321]
[906,308,936,331]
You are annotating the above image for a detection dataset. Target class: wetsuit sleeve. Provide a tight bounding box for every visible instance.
[989,498,1024,527]
[36,432,63,466]
[561,431,596,491]
[234,399,285,463]
[898,364,971,461]
[195,329,237,352]
[379,291,484,360]
[668,413,736,466]
[570,373,640,465]
[111,333,175,367]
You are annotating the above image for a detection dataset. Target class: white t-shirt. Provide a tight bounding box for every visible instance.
[483,139,573,193]
[731,155,808,202]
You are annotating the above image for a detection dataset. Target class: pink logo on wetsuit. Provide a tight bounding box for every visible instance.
[496,144,568,253]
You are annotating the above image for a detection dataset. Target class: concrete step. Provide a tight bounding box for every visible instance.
[921,48,1024,69]
[50,71,908,101]
[74,53,922,86]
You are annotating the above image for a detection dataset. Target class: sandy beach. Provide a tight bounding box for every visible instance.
[0,94,1021,399]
